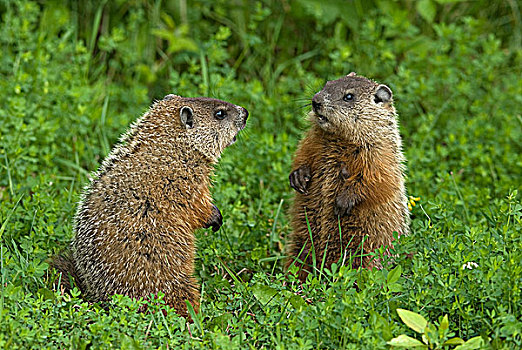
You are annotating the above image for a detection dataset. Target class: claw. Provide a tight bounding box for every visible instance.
[289,165,311,194]
[204,204,223,232]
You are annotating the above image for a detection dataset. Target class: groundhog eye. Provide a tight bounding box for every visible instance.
[343,93,354,102]
[215,110,227,120]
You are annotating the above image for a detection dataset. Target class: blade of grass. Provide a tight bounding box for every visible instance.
[200,50,209,96]
[87,0,106,76]
[338,216,343,261]
[0,194,24,241]
[99,95,110,155]
[285,237,310,275]
[340,229,356,268]
[450,171,470,224]
[216,255,246,293]
[318,231,331,282]
[217,256,266,320]
[159,304,173,339]
[67,176,76,204]
[0,245,4,323]
[304,208,316,277]
[55,158,90,178]
[270,198,284,245]
[268,50,320,93]
[185,301,202,337]
[3,153,14,197]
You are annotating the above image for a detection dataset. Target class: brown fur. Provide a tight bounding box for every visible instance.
[286,73,409,281]
[52,95,248,317]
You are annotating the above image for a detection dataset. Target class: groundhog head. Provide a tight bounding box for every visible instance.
[151,94,248,162]
[309,73,397,143]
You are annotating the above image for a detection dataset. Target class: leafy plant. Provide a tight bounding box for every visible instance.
[388,308,486,349]
[0,0,520,348]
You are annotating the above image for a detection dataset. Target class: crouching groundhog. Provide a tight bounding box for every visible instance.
[53,95,248,317]
[287,73,409,281]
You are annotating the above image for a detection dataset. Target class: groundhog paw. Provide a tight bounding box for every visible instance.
[334,195,355,217]
[204,205,223,232]
[289,165,312,194]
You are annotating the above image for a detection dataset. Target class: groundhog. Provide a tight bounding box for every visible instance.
[52,94,248,317]
[286,73,409,281]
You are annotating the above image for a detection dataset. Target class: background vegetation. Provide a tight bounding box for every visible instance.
[0,0,520,348]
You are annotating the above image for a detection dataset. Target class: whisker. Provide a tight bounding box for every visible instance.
[286,102,313,114]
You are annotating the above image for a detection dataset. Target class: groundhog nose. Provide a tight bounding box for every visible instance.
[312,100,322,114]
[242,107,249,123]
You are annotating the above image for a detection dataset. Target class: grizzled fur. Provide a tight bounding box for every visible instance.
[53,95,248,317]
[287,73,409,281]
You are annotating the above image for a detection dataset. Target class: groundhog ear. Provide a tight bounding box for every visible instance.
[164,94,180,101]
[180,106,194,129]
[375,85,393,104]
[347,72,357,77]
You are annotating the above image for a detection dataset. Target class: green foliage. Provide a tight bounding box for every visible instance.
[0,0,521,348]
[388,308,485,349]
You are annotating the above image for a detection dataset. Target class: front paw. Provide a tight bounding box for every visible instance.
[289,165,312,194]
[204,205,223,232]
[334,195,355,218]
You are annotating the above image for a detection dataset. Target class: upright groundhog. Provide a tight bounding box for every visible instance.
[287,73,409,281]
[53,95,248,317]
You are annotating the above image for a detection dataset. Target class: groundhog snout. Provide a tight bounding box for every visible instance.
[312,98,322,115]
[239,107,249,127]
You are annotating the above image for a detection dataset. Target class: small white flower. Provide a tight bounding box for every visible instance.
[462,261,479,270]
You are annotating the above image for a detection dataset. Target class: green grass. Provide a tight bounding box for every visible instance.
[0,0,521,348]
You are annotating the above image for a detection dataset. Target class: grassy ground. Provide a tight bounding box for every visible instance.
[0,0,521,348]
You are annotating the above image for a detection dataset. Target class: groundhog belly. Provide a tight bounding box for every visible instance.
[73,176,212,301]
[316,170,402,266]
[292,176,326,237]
[348,202,402,247]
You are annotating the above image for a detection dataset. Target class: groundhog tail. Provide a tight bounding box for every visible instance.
[50,250,83,295]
